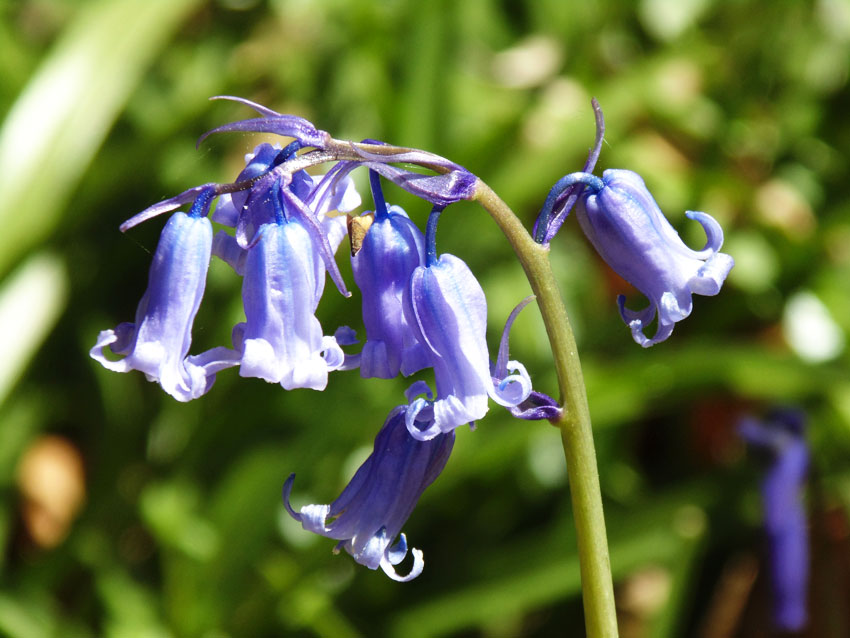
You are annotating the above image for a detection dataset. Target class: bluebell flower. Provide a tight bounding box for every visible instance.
[232,177,353,391]
[570,169,734,347]
[739,409,809,632]
[91,193,239,401]
[350,172,429,379]
[402,208,532,441]
[284,405,454,581]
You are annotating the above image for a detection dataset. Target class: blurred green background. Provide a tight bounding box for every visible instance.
[2,0,850,636]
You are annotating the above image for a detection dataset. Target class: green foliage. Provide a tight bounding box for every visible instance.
[2,0,849,635]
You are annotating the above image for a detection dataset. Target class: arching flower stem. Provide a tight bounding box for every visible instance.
[473,179,618,638]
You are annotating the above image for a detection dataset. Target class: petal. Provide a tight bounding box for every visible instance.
[211,230,247,275]
[689,251,735,296]
[404,254,493,433]
[380,545,424,582]
[90,328,134,373]
[508,390,563,421]
[92,212,217,401]
[238,222,332,390]
[405,398,442,442]
[489,359,532,407]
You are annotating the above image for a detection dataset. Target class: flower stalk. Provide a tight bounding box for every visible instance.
[473,179,618,638]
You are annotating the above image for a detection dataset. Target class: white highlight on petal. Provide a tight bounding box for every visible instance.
[783,291,845,363]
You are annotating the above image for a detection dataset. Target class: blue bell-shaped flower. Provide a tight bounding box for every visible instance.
[234,179,348,391]
[284,405,454,581]
[91,198,239,401]
[402,207,532,441]
[575,169,734,347]
[350,172,429,379]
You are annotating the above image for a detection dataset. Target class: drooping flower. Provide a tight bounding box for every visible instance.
[350,171,429,379]
[571,169,734,347]
[739,409,809,632]
[283,405,454,581]
[402,207,532,441]
[90,192,239,401]
[233,178,350,391]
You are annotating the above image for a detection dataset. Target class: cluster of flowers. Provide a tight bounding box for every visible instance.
[92,96,733,580]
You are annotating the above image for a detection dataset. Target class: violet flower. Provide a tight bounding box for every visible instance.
[283,405,454,581]
[350,171,429,378]
[570,169,734,347]
[91,193,239,401]
[739,410,809,632]
[403,207,532,441]
[233,179,349,391]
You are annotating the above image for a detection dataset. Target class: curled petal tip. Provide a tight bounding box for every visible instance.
[381,547,425,582]
[282,474,302,521]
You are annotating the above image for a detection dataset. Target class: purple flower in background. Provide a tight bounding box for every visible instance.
[573,169,734,347]
[350,172,429,379]
[739,409,809,632]
[283,405,454,581]
[91,195,239,401]
[402,208,532,441]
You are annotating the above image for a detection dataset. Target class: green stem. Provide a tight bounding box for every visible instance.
[473,179,618,638]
